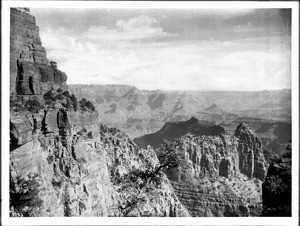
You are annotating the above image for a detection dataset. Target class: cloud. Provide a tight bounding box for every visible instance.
[116,15,159,31]
[38,15,290,91]
[77,15,177,43]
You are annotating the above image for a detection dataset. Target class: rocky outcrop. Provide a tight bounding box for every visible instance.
[262,143,291,216]
[170,181,262,217]
[10,119,190,216]
[69,85,291,138]
[10,108,99,149]
[134,117,227,149]
[9,8,189,217]
[147,92,166,110]
[158,122,267,217]
[235,122,267,181]
[10,8,67,95]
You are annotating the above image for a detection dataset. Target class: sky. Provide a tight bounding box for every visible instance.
[30,8,291,91]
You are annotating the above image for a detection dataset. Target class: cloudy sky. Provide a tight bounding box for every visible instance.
[30,8,291,91]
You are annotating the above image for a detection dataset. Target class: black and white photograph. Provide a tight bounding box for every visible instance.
[1,1,299,225]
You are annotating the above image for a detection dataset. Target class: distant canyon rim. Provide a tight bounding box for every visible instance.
[9,8,291,218]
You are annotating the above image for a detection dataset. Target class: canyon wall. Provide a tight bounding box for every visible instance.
[10,120,189,216]
[9,8,272,218]
[157,122,267,216]
[69,84,291,138]
[10,8,67,95]
[9,8,189,217]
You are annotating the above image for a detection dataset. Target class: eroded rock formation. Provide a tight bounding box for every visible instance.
[9,7,270,218]
[159,122,267,217]
[10,121,189,216]
[235,122,267,181]
[9,8,189,217]
[10,8,67,95]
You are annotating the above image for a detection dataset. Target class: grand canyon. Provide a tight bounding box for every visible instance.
[8,7,292,218]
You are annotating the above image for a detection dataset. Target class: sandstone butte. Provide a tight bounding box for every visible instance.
[9,8,267,217]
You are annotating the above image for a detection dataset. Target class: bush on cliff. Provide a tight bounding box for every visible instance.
[62,98,72,110]
[43,90,55,101]
[10,95,25,112]
[114,153,162,216]
[56,87,63,93]
[43,89,80,111]
[62,90,71,98]
[114,142,186,216]
[85,100,95,111]
[262,143,291,216]
[70,94,78,111]
[10,173,43,217]
[25,98,41,113]
[54,93,64,101]
[79,98,95,112]
[157,139,186,170]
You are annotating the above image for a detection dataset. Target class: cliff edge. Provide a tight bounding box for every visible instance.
[9,8,189,217]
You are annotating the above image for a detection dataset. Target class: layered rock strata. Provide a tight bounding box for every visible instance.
[10,8,67,95]
[160,123,267,217]
[10,121,189,216]
[9,8,189,217]
[9,7,269,218]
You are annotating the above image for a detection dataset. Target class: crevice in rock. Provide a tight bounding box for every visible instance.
[71,146,77,161]
[78,201,86,215]
[32,114,37,134]
[83,184,89,196]
[10,121,20,151]
[41,110,48,135]
[63,186,71,217]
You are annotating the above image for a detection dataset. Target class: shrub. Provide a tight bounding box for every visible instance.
[62,91,71,98]
[10,95,24,112]
[262,143,291,216]
[70,94,77,103]
[114,144,186,216]
[70,94,78,111]
[56,88,63,93]
[25,99,41,113]
[10,173,43,217]
[85,100,95,111]
[62,98,71,110]
[54,93,64,101]
[45,99,54,106]
[43,90,56,108]
[157,139,186,170]
[79,98,87,108]
[43,90,55,101]
[79,98,95,112]
[73,102,78,112]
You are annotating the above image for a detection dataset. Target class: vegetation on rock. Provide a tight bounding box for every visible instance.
[25,98,42,113]
[10,95,25,112]
[79,98,95,112]
[42,89,96,112]
[262,142,291,216]
[10,173,43,217]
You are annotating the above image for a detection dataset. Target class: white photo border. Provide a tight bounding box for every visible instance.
[1,1,299,225]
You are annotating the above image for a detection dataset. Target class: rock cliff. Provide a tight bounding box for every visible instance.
[10,8,67,95]
[9,8,271,218]
[69,84,291,138]
[262,142,291,216]
[134,116,227,149]
[10,122,189,216]
[156,122,267,217]
[9,8,189,217]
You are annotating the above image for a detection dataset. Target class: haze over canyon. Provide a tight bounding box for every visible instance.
[8,7,291,219]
